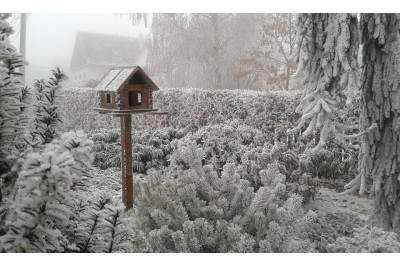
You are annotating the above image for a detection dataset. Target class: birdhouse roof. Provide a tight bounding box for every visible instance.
[94,66,159,92]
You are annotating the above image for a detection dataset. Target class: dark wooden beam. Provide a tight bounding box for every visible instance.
[120,115,133,210]
[150,111,169,115]
[94,107,158,114]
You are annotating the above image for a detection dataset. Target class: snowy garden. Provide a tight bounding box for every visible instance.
[1,12,400,253]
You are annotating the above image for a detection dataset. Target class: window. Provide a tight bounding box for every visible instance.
[106,93,111,104]
[128,91,142,106]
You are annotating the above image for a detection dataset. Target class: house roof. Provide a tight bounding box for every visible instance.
[93,66,159,92]
[70,32,146,72]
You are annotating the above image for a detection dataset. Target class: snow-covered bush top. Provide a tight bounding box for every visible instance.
[0,131,133,252]
[327,226,400,253]
[59,87,301,135]
[132,136,318,252]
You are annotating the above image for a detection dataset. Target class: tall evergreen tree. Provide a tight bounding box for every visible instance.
[290,14,360,151]
[355,14,400,228]
[294,13,400,228]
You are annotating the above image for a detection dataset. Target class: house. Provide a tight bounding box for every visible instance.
[94,66,159,113]
[69,32,148,86]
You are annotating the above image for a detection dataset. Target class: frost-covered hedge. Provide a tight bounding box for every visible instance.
[58,88,120,133]
[61,87,359,185]
[154,88,301,135]
[59,87,301,136]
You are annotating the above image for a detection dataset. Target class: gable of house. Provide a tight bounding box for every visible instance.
[70,32,146,73]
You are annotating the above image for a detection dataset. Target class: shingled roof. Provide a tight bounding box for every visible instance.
[93,66,159,92]
[70,32,146,72]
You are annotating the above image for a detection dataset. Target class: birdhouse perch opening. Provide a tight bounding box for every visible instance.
[128,91,142,106]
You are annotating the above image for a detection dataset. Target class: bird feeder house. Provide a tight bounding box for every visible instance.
[94,66,159,115]
[94,66,166,211]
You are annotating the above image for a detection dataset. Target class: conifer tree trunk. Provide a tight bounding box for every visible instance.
[358,14,400,228]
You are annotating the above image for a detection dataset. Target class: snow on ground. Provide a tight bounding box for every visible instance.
[87,167,146,208]
[86,167,123,204]
[306,187,374,221]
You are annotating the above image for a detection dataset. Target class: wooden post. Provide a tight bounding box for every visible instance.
[120,115,133,210]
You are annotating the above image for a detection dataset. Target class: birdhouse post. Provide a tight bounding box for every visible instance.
[93,66,165,211]
[120,114,133,209]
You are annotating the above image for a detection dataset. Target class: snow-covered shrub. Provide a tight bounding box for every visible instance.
[132,128,185,173]
[176,120,266,173]
[61,87,359,183]
[326,226,400,253]
[297,146,358,182]
[303,211,364,252]
[30,67,67,146]
[91,127,185,172]
[0,131,133,253]
[0,13,28,173]
[92,118,353,207]
[31,68,67,146]
[91,129,121,170]
[132,136,317,252]
[65,195,133,253]
[0,131,92,252]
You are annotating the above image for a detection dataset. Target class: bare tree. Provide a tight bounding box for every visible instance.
[143,13,259,89]
[238,14,298,91]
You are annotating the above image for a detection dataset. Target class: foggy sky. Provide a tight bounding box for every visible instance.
[9,13,149,85]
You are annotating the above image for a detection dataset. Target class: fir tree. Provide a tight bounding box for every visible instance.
[352,14,400,228]
[290,14,360,151]
[293,13,400,229]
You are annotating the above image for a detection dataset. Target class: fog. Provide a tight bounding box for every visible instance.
[7,13,297,91]
[9,13,149,85]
